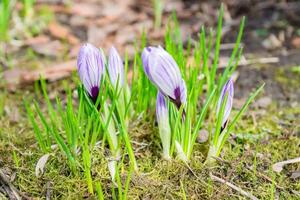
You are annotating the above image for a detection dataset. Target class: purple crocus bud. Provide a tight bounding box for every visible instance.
[77,43,106,102]
[142,46,187,109]
[217,78,234,129]
[108,46,124,88]
[156,91,171,160]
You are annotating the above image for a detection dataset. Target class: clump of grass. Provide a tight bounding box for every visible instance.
[1,83,299,199]
[142,6,264,164]
[21,5,273,199]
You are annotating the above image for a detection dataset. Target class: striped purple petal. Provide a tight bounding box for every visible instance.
[156,91,168,123]
[217,77,234,129]
[108,46,124,88]
[156,91,171,159]
[141,46,154,82]
[77,43,106,102]
[142,46,187,108]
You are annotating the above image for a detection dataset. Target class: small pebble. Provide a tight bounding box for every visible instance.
[256,96,272,108]
[197,129,209,143]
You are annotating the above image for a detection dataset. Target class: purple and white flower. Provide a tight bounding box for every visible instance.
[142,46,187,109]
[77,43,106,102]
[108,46,124,88]
[217,77,234,129]
[156,91,171,160]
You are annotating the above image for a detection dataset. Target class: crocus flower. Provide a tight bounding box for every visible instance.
[217,77,234,129]
[108,46,124,88]
[77,43,106,102]
[156,91,171,160]
[142,46,187,109]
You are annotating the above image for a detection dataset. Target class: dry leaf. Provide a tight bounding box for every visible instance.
[32,40,64,57]
[101,2,128,17]
[48,22,79,45]
[115,26,136,45]
[21,60,77,82]
[23,35,50,46]
[87,26,107,46]
[69,45,81,59]
[35,154,50,177]
[3,60,77,90]
[71,3,101,18]
[291,37,300,48]
[95,15,118,26]
[49,22,69,38]
[70,15,87,27]
[272,157,300,173]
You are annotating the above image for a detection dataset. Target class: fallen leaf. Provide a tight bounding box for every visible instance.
[2,69,23,91]
[49,22,69,38]
[165,0,184,12]
[102,24,119,34]
[95,15,118,26]
[115,26,136,45]
[101,1,128,17]
[87,26,107,46]
[291,37,300,48]
[71,3,101,18]
[48,22,79,45]
[134,20,153,33]
[23,35,50,46]
[35,154,50,177]
[3,60,77,90]
[272,157,300,173]
[70,15,87,27]
[31,40,64,57]
[69,44,81,59]
[21,60,77,82]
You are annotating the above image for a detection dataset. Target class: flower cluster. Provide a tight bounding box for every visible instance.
[77,43,132,181]
[28,11,265,196]
[77,44,125,102]
[77,43,236,162]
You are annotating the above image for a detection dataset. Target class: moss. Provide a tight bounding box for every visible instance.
[275,67,300,90]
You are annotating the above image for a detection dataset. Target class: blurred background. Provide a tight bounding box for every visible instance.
[0,0,299,103]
